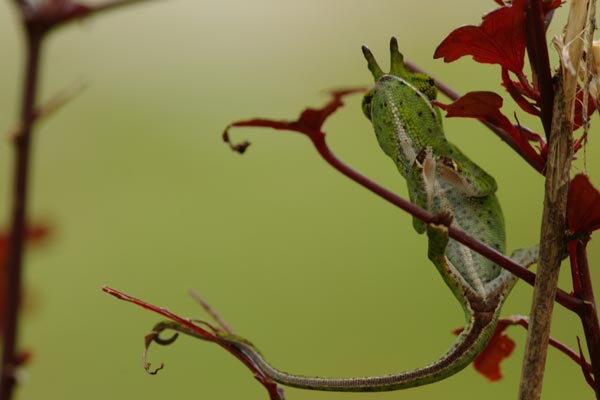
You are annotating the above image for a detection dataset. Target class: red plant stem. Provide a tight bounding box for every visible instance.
[405,60,545,173]
[102,287,284,400]
[516,70,540,100]
[568,240,583,298]
[1,4,161,400]
[506,316,593,374]
[524,0,554,137]
[0,29,43,400]
[307,133,581,312]
[575,239,600,393]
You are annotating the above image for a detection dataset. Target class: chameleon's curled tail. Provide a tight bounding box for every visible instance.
[219,310,498,392]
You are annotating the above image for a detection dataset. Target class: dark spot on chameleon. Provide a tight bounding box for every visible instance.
[427,127,433,133]
[414,91,420,97]
[416,148,427,165]
[417,111,423,117]
[493,243,501,250]
[486,219,492,226]
[383,101,388,107]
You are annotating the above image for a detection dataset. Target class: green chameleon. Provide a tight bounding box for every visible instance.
[215,38,538,391]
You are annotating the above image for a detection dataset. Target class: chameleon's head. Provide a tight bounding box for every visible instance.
[361,37,437,121]
[359,38,443,174]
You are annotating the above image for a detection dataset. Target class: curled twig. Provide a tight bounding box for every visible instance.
[103,286,286,400]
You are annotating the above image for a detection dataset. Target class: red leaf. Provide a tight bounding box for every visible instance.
[474,329,515,381]
[439,91,545,164]
[224,88,366,152]
[568,174,600,234]
[439,91,513,131]
[434,0,527,74]
[454,322,515,382]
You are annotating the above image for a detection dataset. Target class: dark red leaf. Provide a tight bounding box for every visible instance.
[224,88,366,152]
[440,91,511,130]
[453,322,515,382]
[473,330,516,381]
[439,91,545,164]
[434,0,527,74]
[568,174,600,234]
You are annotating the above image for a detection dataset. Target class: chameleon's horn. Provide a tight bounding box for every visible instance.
[361,45,384,81]
[389,37,407,77]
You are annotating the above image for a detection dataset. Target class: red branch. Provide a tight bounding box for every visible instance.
[1,1,163,399]
[223,90,581,313]
[102,287,285,400]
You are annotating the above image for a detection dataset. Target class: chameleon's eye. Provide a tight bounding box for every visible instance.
[362,90,374,121]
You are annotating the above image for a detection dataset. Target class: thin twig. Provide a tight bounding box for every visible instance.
[103,287,286,400]
[0,29,43,400]
[7,81,87,140]
[525,0,555,137]
[188,289,236,334]
[309,134,579,311]
[224,118,582,313]
[502,315,593,375]
[1,1,162,399]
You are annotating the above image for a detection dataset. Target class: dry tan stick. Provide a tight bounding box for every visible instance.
[518,0,593,398]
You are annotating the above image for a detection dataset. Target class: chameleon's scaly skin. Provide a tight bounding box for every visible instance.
[218,37,537,391]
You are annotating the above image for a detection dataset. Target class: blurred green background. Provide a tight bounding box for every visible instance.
[0,1,598,399]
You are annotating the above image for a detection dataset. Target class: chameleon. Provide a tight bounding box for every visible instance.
[211,37,537,391]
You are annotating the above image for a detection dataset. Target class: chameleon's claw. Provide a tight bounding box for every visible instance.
[362,45,384,80]
[431,211,454,228]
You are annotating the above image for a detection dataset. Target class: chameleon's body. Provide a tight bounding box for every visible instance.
[217,38,537,391]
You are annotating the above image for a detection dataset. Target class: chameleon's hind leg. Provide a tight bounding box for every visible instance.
[489,246,539,296]
[425,219,480,308]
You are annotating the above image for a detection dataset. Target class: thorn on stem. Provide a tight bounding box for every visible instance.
[188,289,236,334]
